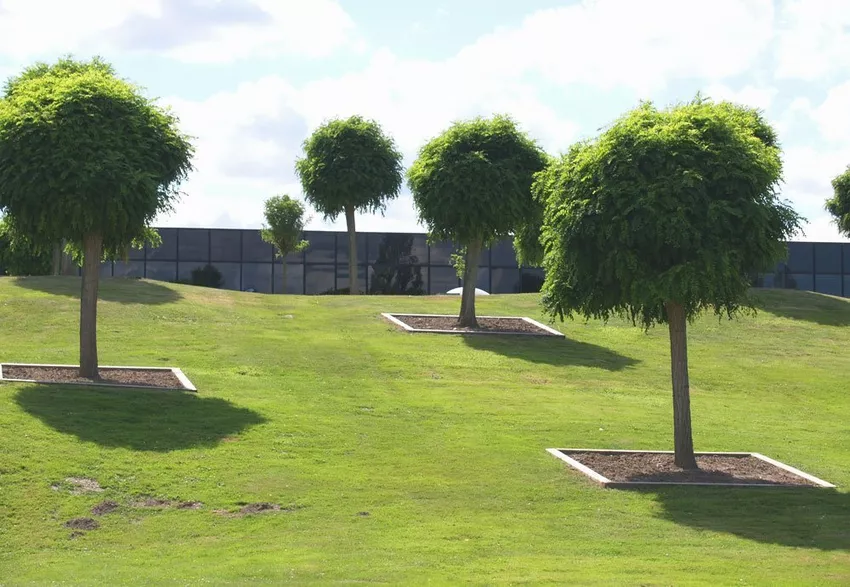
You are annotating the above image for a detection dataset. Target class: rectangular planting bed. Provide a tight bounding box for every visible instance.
[0,363,197,392]
[547,448,836,488]
[382,313,564,337]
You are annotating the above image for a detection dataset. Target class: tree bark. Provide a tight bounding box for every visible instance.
[281,260,288,295]
[51,242,62,276]
[79,233,103,379]
[345,205,359,295]
[666,301,698,470]
[458,239,482,328]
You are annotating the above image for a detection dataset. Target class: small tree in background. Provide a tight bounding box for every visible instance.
[523,98,801,469]
[295,116,403,295]
[260,194,310,293]
[407,115,547,327]
[0,56,193,378]
[826,166,850,236]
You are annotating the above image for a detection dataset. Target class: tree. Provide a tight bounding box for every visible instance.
[407,115,548,327]
[0,215,52,276]
[260,194,309,293]
[826,166,850,236]
[0,57,193,378]
[523,98,801,469]
[295,116,403,295]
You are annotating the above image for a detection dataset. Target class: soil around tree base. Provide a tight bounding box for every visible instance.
[384,313,563,337]
[557,450,830,487]
[1,365,191,390]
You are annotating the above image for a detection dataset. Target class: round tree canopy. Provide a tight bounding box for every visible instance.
[826,167,850,237]
[407,114,547,245]
[533,98,802,328]
[0,57,193,252]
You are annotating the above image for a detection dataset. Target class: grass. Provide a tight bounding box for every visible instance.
[0,276,848,586]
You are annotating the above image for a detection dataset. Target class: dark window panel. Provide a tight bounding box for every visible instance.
[177,228,210,262]
[337,264,368,294]
[242,230,274,263]
[491,238,519,267]
[843,244,850,274]
[337,232,368,266]
[815,274,842,296]
[786,273,814,292]
[113,261,144,278]
[368,264,426,295]
[428,240,456,265]
[520,268,545,293]
[844,276,850,298]
[274,263,305,294]
[304,232,336,264]
[128,241,146,261]
[461,267,489,292]
[211,263,241,291]
[814,243,841,274]
[368,233,426,265]
[147,228,178,260]
[491,267,521,293]
[786,242,814,273]
[99,262,113,278]
[210,230,242,263]
[430,266,460,294]
[177,262,215,285]
[273,244,307,264]
[241,263,273,293]
[305,264,335,294]
[145,261,177,283]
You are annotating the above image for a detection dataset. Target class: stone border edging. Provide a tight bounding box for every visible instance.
[546,448,837,488]
[382,313,564,337]
[0,363,197,392]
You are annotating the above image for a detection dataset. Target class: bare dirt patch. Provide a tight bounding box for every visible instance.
[567,451,821,486]
[239,503,281,514]
[52,477,104,495]
[132,497,172,508]
[389,314,560,336]
[64,518,99,530]
[91,500,120,516]
[3,365,183,389]
[176,501,203,510]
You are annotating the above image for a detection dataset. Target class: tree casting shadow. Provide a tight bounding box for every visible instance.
[640,486,850,551]
[13,276,181,305]
[753,289,850,327]
[462,334,639,371]
[14,386,267,452]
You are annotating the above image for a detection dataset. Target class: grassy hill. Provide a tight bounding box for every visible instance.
[0,276,848,585]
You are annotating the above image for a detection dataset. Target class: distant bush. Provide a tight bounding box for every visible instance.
[0,217,52,276]
[173,264,224,289]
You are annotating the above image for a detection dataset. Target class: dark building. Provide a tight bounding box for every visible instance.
[9,227,850,298]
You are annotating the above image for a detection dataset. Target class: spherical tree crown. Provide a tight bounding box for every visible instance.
[826,167,850,236]
[536,98,802,328]
[0,57,194,252]
[407,114,548,244]
[295,115,403,220]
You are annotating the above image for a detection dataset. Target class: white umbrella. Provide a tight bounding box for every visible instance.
[446,287,490,296]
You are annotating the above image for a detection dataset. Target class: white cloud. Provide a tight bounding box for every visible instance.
[0,0,357,63]
[811,81,850,144]
[703,84,778,110]
[775,0,850,81]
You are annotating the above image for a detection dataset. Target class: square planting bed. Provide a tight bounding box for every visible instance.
[382,313,564,337]
[0,363,196,392]
[547,449,836,488]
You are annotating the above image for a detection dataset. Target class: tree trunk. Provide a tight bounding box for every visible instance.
[458,239,482,328]
[51,242,62,276]
[281,261,288,295]
[79,233,103,379]
[345,205,359,295]
[666,301,697,470]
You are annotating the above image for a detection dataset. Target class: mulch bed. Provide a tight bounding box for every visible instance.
[567,451,819,486]
[395,315,555,335]
[2,365,182,389]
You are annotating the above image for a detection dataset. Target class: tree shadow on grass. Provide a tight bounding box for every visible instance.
[14,385,267,452]
[462,335,639,371]
[13,276,181,305]
[752,289,850,327]
[636,486,850,551]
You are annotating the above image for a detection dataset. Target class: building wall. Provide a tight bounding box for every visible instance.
[67,228,850,297]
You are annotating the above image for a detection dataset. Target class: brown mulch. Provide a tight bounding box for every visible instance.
[566,451,820,486]
[2,365,183,389]
[91,500,120,516]
[396,315,556,335]
[64,518,100,530]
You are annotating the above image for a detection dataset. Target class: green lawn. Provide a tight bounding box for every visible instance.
[0,276,848,586]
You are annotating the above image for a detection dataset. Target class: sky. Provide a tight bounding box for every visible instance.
[0,0,848,241]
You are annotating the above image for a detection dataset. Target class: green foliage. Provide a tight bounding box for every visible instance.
[295,116,403,220]
[0,56,194,254]
[407,114,548,247]
[533,97,803,329]
[825,166,850,236]
[189,264,224,289]
[0,216,52,276]
[260,195,309,258]
[64,227,161,267]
